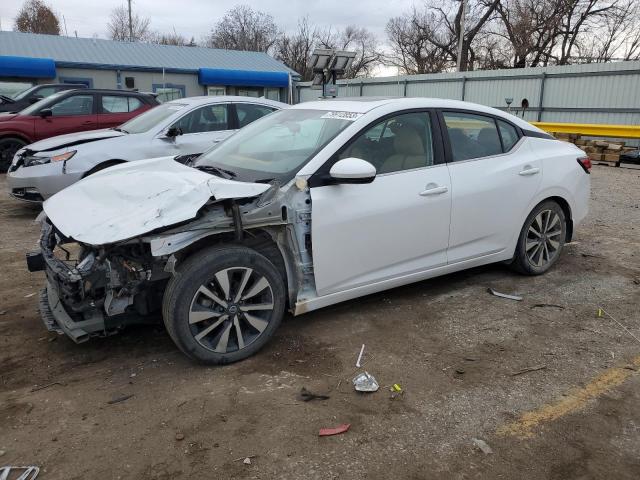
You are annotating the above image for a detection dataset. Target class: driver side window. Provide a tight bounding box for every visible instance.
[172,104,229,134]
[339,112,434,174]
[49,94,94,116]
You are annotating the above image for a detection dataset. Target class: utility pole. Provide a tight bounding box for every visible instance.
[456,0,468,72]
[128,0,134,42]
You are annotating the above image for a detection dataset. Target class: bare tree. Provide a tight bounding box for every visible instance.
[147,29,195,46]
[14,0,60,35]
[205,5,279,53]
[495,0,566,67]
[274,17,318,80]
[386,8,452,74]
[107,4,150,42]
[316,25,383,78]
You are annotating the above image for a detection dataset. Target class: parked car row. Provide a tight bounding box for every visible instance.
[5,95,285,201]
[0,88,159,173]
[19,97,590,365]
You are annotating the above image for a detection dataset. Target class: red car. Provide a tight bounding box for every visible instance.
[0,89,158,172]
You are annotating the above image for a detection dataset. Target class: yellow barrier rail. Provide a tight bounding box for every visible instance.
[531,122,640,139]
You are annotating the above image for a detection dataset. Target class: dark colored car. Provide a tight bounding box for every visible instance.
[0,83,87,113]
[0,89,159,172]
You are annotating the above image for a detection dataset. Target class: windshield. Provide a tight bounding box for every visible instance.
[12,85,39,100]
[195,109,354,182]
[118,102,187,134]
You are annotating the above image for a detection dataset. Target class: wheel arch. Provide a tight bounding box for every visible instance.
[0,133,32,144]
[546,195,573,242]
[82,159,127,178]
[174,227,296,309]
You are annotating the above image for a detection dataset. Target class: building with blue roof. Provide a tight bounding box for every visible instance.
[0,31,298,102]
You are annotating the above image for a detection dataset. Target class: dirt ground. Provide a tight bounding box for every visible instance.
[0,166,639,480]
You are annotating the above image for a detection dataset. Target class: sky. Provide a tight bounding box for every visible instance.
[0,0,417,42]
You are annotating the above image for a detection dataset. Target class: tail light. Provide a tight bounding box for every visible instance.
[577,156,591,174]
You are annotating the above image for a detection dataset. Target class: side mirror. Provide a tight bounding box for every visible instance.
[329,158,376,184]
[39,108,53,118]
[165,126,183,139]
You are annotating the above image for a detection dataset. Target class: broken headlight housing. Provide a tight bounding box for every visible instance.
[23,150,76,167]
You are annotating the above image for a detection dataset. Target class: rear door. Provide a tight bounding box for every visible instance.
[33,92,98,140]
[440,110,542,263]
[98,94,147,129]
[233,102,278,130]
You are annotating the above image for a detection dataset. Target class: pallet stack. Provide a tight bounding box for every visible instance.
[550,132,635,167]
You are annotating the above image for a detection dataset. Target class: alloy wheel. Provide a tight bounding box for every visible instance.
[525,209,563,268]
[188,267,275,353]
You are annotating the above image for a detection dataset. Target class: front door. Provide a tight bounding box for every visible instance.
[310,111,451,297]
[440,111,543,263]
[165,103,232,155]
[33,93,97,140]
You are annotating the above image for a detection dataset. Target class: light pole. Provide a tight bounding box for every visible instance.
[456,0,468,72]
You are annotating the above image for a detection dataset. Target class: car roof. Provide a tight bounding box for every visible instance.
[290,97,538,130]
[166,96,288,108]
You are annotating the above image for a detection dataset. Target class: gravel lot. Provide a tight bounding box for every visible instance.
[0,165,639,480]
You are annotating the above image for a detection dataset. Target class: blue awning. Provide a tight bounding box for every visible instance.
[198,68,289,88]
[0,55,56,79]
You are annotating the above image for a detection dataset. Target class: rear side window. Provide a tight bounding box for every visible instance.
[498,120,519,151]
[102,96,144,113]
[236,104,276,128]
[443,112,502,161]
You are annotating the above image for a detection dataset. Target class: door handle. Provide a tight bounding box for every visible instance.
[419,185,448,196]
[519,167,540,176]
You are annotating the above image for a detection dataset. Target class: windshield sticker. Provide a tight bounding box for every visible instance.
[320,111,363,121]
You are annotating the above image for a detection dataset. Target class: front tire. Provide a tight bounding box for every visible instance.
[162,245,286,364]
[512,200,567,275]
[0,137,27,173]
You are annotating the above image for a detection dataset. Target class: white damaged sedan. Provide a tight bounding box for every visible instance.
[31,97,590,364]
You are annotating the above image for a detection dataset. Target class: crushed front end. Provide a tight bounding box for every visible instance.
[32,220,168,342]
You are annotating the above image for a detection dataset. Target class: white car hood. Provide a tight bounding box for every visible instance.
[27,129,126,152]
[43,157,270,245]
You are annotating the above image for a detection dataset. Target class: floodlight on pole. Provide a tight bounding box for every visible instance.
[308,48,357,97]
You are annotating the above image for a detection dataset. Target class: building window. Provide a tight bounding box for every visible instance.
[0,81,33,98]
[207,86,226,96]
[58,76,94,88]
[264,88,280,101]
[152,83,186,103]
[237,88,262,98]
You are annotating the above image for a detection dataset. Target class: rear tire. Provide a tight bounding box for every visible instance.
[511,200,567,275]
[162,245,286,365]
[0,137,27,173]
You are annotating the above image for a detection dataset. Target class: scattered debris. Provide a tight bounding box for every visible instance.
[298,387,330,402]
[455,368,466,375]
[487,288,523,301]
[530,304,565,310]
[624,365,637,371]
[353,372,379,392]
[355,344,365,368]
[233,454,257,462]
[30,381,65,393]
[511,365,547,376]
[0,466,40,479]
[319,424,350,436]
[472,438,493,454]
[107,394,134,405]
[0,450,5,457]
[390,384,402,393]
[175,433,185,441]
[597,307,640,345]
[24,293,36,298]
[0,310,6,315]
